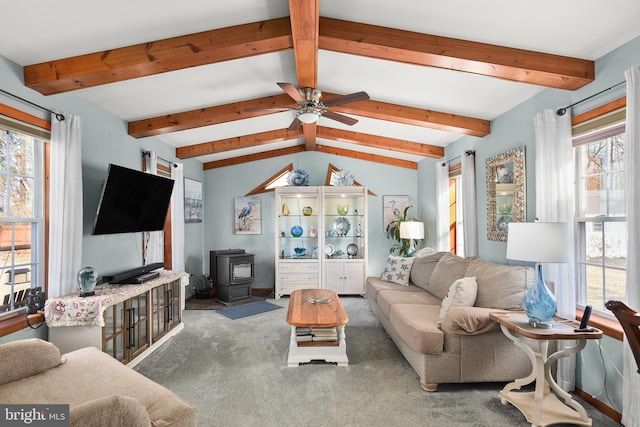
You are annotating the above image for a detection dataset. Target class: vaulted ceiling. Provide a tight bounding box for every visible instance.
[3,1,640,170]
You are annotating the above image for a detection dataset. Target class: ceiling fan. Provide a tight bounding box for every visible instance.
[246,82,370,131]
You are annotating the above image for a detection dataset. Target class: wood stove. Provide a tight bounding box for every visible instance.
[210,249,254,304]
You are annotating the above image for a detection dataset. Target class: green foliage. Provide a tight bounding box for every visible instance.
[385,205,419,256]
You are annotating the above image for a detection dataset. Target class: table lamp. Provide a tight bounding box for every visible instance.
[506,222,569,328]
[400,221,424,257]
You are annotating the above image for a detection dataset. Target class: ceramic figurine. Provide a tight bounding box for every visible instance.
[282,203,290,216]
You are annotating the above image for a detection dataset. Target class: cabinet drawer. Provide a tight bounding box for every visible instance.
[278,262,318,272]
[278,272,318,282]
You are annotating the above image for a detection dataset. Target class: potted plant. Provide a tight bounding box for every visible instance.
[385,205,419,256]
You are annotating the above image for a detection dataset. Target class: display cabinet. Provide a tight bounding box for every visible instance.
[275,186,367,298]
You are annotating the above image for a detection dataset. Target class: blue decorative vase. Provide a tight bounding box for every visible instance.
[523,264,557,327]
[77,267,98,297]
[290,225,303,237]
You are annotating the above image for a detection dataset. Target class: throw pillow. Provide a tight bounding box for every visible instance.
[438,276,478,326]
[380,255,415,286]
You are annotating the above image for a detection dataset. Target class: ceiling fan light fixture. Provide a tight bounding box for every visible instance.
[297,110,321,123]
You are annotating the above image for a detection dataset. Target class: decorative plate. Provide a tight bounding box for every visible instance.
[325,243,335,256]
[333,216,351,236]
[346,243,358,256]
[496,215,513,232]
[287,169,309,186]
[290,225,303,237]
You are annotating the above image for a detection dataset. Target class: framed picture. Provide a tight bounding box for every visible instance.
[184,178,203,223]
[383,195,409,232]
[234,197,261,234]
[486,146,526,241]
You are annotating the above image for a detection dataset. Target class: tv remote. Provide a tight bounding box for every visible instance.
[574,305,594,332]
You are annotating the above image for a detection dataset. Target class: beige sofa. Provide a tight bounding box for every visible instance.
[366,250,535,392]
[0,339,196,427]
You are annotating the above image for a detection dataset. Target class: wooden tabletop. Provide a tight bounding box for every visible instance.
[286,289,348,328]
[490,311,603,340]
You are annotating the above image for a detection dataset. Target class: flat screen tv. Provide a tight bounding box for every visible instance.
[92,164,175,235]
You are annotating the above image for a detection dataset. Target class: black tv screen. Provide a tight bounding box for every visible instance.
[92,164,175,235]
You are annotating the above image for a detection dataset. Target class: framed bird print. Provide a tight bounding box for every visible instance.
[234,197,261,234]
[184,178,203,223]
[383,195,409,232]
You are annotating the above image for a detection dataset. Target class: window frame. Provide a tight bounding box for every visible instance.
[0,103,49,336]
[572,97,626,340]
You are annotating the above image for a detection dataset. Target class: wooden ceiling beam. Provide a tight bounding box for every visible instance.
[319,17,594,90]
[203,145,305,170]
[317,126,444,158]
[316,144,417,169]
[128,93,294,138]
[322,92,490,137]
[289,0,319,89]
[24,17,293,95]
[176,128,303,159]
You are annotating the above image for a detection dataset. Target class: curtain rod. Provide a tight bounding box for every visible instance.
[556,81,625,116]
[142,150,177,168]
[442,150,475,167]
[0,88,65,121]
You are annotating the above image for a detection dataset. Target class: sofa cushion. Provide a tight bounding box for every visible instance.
[389,304,444,354]
[409,251,447,291]
[0,338,64,386]
[377,290,442,318]
[440,307,503,336]
[438,276,478,326]
[426,253,473,300]
[366,276,420,302]
[413,247,438,258]
[380,255,415,286]
[70,395,151,427]
[466,258,534,310]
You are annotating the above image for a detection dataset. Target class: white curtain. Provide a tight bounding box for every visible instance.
[461,151,478,257]
[623,65,640,427]
[533,108,576,391]
[144,151,163,265]
[435,162,449,251]
[171,163,185,271]
[48,114,83,297]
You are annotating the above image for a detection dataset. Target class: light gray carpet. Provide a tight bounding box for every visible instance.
[134,297,618,427]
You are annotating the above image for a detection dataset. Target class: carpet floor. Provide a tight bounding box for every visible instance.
[134,296,618,427]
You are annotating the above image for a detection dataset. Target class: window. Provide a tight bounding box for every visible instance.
[574,108,626,313]
[0,124,45,317]
[449,169,464,255]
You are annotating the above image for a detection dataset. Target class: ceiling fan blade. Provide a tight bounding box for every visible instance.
[288,117,303,131]
[277,82,306,103]
[321,91,370,107]
[322,110,359,126]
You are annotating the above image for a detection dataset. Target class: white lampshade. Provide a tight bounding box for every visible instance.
[506,222,569,263]
[400,221,424,240]
[297,111,320,123]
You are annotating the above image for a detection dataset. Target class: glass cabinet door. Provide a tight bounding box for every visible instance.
[323,187,366,261]
[102,301,126,362]
[277,187,321,260]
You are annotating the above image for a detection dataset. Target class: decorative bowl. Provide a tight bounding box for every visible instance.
[498,203,512,214]
[293,247,306,257]
[302,206,313,216]
[336,204,349,216]
[290,225,303,237]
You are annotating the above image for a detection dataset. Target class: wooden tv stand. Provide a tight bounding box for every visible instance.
[46,270,187,367]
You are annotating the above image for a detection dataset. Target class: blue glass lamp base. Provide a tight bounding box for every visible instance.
[523,263,557,328]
